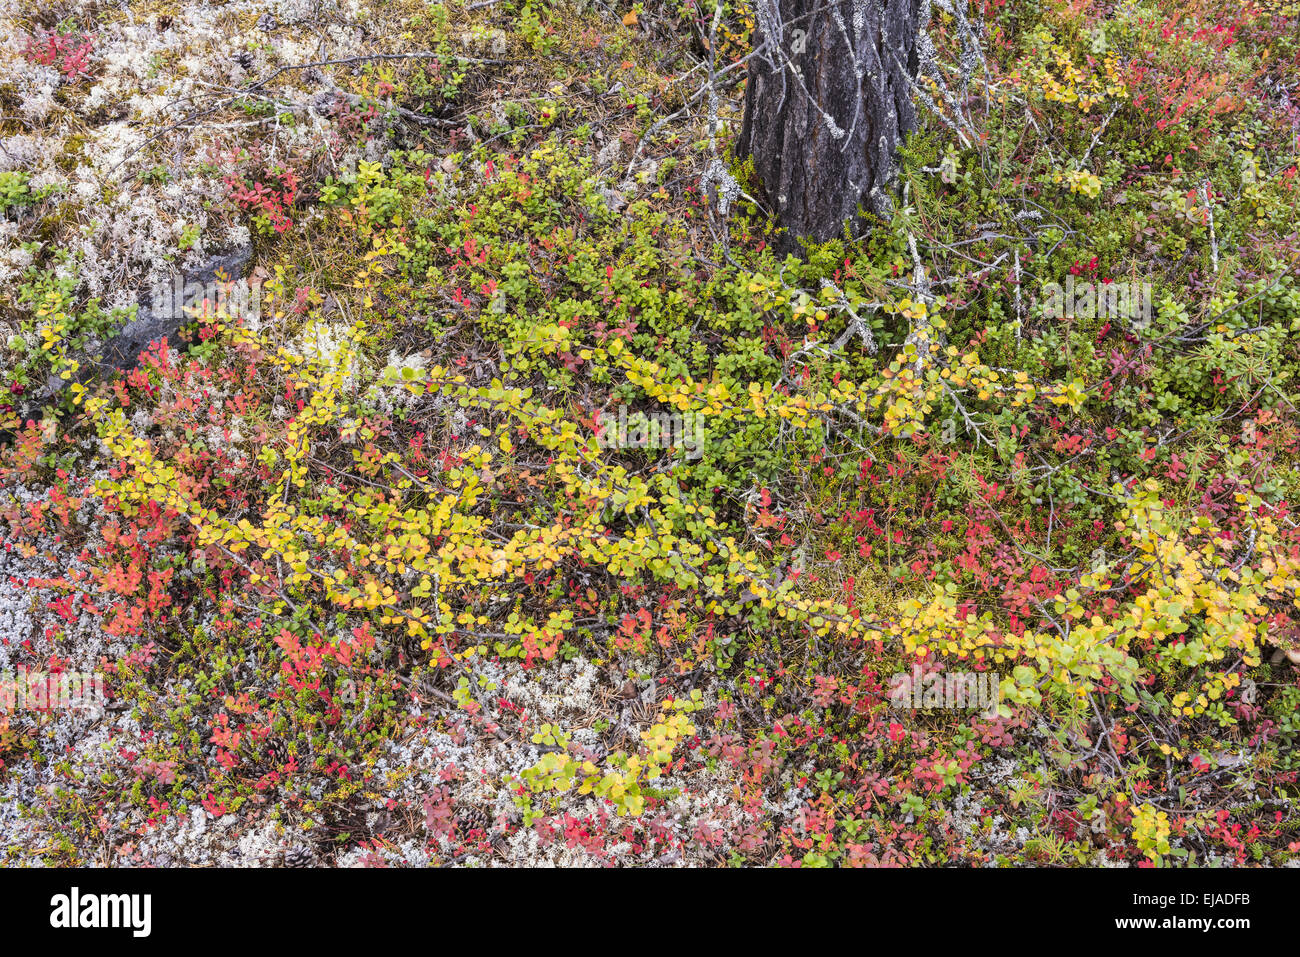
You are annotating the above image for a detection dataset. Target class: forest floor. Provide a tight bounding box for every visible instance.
[1,0,1300,867]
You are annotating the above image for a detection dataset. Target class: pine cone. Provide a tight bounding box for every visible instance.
[457,806,491,836]
[283,844,315,868]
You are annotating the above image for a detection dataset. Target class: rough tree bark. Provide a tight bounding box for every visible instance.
[739,0,924,254]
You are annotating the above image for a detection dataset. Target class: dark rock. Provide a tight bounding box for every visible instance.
[91,244,253,374]
[92,301,168,373]
[185,245,253,286]
[15,245,255,420]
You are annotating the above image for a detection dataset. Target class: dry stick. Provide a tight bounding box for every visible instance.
[823,279,879,355]
[1202,180,1219,274]
[705,0,724,153]
[697,0,749,269]
[1076,100,1121,172]
[932,0,992,125]
[621,42,759,186]
[893,47,973,148]
[1013,248,1023,340]
[903,230,937,373]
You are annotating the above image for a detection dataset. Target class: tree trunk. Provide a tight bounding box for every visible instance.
[739,0,923,254]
